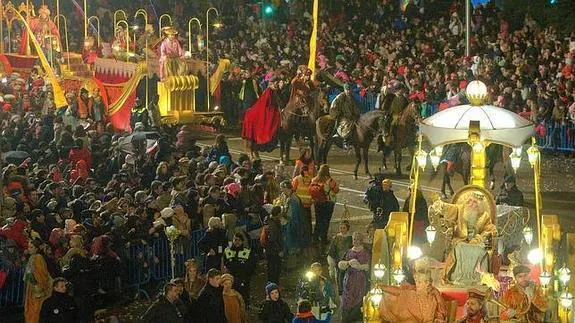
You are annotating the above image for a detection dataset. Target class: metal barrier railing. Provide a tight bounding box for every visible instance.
[0,266,24,309]
[0,223,264,309]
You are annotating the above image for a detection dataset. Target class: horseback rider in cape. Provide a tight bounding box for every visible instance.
[330,83,360,149]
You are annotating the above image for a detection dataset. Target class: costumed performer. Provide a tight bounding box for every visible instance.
[241,76,282,157]
[379,257,447,322]
[500,265,547,322]
[159,27,185,80]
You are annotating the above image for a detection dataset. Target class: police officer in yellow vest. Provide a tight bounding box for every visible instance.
[223,232,256,307]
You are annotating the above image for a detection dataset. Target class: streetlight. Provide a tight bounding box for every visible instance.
[370,287,383,307]
[539,271,552,288]
[510,150,521,172]
[429,151,440,171]
[392,268,405,285]
[559,266,572,287]
[415,150,427,170]
[425,225,437,245]
[373,263,386,280]
[523,227,534,246]
[560,290,574,310]
[206,7,220,111]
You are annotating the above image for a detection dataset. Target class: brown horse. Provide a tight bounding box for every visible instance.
[316,109,387,179]
[278,87,327,163]
[381,102,419,176]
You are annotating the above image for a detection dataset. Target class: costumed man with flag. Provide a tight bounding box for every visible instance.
[241,76,283,159]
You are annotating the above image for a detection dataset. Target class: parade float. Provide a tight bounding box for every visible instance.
[363,80,574,322]
[0,2,226,131]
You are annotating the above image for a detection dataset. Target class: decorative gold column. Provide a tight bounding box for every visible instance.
[468,120,487,188]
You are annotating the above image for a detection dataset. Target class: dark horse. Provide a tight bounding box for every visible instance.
[380,102,418,176]
[278,87,326,163]
[316,110,387,179]
[429,143,471,199]
[245,87,326,163]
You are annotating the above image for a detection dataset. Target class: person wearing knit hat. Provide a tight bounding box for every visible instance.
[501,265,548,321]
[260,282,293,322]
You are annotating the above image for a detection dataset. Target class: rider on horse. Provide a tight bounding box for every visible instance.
[330,83,360,149]
[289,65,316,114]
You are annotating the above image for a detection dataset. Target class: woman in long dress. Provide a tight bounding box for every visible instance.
[24,239,53,323]
[338,232,370,323]
[222,274,247,323]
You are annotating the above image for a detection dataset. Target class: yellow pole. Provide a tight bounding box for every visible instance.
[531,137,543,258]
[135,9,148,112]
[206,7,219,111]
[0,2,4,54]
[83,0,87,39]
[116,20,130,63]
[158,14,172,36]
[188,18,201,53]
[307,0,318,80]
[88,16,101,47]
[408,134,423,246]
[53,14,69,70]
[56,0,59,33]
[25,0,31,56]
[7,18,12,54]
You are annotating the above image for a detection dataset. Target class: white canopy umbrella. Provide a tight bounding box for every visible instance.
[419,104,535,147]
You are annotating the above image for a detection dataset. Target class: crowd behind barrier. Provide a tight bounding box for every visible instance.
[0,220,264,310]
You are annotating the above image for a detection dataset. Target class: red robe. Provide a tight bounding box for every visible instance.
[19,17,60,55]
[241,88,281,152]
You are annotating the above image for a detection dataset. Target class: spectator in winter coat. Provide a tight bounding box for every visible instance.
[264,206,284,285]
[259,282,294,323]
[196,269,227,323]
[198,217,228,272]
[141,282,185,323]
[40,277,79,323]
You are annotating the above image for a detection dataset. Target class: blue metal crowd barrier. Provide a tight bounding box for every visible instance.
[0,266,25,308]
[536,123,575,152]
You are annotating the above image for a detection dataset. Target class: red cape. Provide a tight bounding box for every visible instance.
[241,88,281,151]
